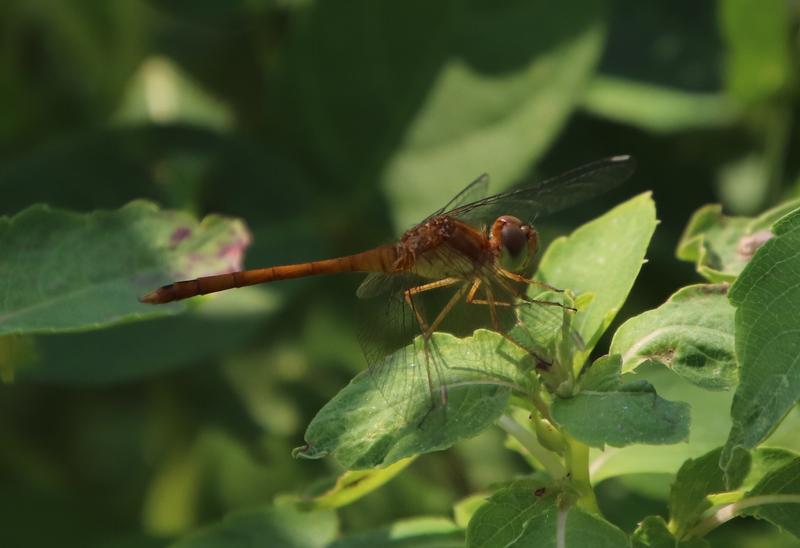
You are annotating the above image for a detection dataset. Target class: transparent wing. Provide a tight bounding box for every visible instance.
[356,272,395,299]
[354,242,579,426]
[446,155,635,226]
[424,173,490,221]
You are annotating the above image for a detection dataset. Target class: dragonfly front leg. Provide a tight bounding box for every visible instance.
[497,268,563,293]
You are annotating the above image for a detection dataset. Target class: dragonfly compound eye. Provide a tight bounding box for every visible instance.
[500,220,527,257]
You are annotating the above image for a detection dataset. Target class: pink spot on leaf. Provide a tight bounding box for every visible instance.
[170,227,192,247]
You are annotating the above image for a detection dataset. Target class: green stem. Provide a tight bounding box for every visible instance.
[564,434,599,513]
[685,494,800,539]
[497,414,566,479]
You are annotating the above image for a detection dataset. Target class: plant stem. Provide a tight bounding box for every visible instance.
[497,414,566,479]
[686,494,800,539]
[564,434,599,513]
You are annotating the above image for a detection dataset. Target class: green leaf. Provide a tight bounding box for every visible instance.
[610,284,736,390]
[588,363,800,483]
[466,479,628,548]
[667,447,749,538]
[383,1,609,228]
[168,504,337,548]
[718,0,792,104]
[0,201,249,336]
[329,517,464,548]
[281,0,609,227]
[631,516,709,548]
[536,192,657,362]
[676,200,800,282]
[295,330,532,469]
[722,209,800,471]
[581,76,738,133]
[293,457,414,510]
[551,355,690,448]
[740,456,800,537]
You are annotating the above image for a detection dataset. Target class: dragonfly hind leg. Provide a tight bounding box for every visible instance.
[402,277,464,420]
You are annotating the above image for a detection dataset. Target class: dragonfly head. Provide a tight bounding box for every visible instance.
[492,215,539,272]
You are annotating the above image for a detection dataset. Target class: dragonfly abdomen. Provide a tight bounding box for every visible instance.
[140,245,398,304]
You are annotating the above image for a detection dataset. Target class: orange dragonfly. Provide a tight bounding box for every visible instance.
[141,155,634,414]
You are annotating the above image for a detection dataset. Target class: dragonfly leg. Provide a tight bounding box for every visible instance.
[403,277,460,336]
[497,268,563,293]
[465,278,519,308]
[493,275,577,312]
[404,278,461,413]
[425,283,470,337]
[484,278,556,367]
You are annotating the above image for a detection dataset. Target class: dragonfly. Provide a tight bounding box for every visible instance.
[141,155,635,418]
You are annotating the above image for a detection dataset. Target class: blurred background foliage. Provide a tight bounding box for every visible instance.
[1,0,799,546]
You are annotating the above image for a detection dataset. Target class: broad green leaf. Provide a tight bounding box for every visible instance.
[293,457,414,510]
[0,201,249,336]
[552,355,690,448]
[295,330,532,469]
[718,0,792,104]
[383,0,609,228]
[168,504,337,548]
[667,447,749,538]
[722,209,800,471]
[15,287,277,384]
[536,192,657,363]
[581,76,738,133]
[281,0,609,228]
[589,365,800,483]
[676,200,800,282]
[632,516,709,548]
[610,284,736,390]
[740,457,800,537]
[329,517,463,548]
[466,479,628,548]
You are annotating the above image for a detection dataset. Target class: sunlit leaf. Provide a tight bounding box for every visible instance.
[537,192,657,363]
[281,0,610,228]
[611,284,736,390]
[295,330,532,469]
[0,201,249,336]
[582,76,737,133]
[293,457,415,510]
[676,200,800,282]
[722,209,800,472]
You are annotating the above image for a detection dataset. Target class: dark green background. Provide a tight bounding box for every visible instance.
[1,0,798,546]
